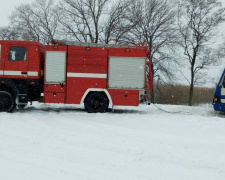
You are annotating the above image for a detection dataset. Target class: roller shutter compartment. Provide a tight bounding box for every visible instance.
[108,57,145,89]
[45,51,66,84]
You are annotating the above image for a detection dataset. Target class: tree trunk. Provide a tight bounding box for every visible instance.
[188,84,194,106]
[188,69,194,106]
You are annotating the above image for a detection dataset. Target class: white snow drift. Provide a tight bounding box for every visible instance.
[0,103,225,180]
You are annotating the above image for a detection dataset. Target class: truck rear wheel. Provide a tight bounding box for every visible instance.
[0,91,15,112]
[84,92,109,113]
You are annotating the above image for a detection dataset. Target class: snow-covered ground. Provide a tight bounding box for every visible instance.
[0,103,225,180]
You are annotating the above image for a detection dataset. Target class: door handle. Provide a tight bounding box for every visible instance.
[21,71,27,75]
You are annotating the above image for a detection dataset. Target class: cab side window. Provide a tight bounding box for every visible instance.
[8,47,27,61]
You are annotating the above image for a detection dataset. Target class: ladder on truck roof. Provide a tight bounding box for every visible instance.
[51,39,148,49]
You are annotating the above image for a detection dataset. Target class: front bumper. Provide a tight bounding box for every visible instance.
[213,102,225,112]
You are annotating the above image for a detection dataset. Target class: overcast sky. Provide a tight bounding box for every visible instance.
[0,0,33,27]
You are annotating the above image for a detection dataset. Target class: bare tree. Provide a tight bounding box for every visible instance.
[0,26,19,40]
[57,0,132,44]
[31,0,59,44]
[100,0,134,44]
[178,0,225,106]
[10,4,41,41]
[10,0,58,44]
[58,0,110,43]
[121,0,179,102]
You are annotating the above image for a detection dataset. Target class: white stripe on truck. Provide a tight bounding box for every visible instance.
[67,73,107,78]
[0,70,38,76]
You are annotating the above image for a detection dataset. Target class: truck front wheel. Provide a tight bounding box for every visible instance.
[0,91,15,112]
[84,92,109,113]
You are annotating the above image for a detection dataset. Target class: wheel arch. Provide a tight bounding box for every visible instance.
[0,83,18,98]
[80,88,113,107]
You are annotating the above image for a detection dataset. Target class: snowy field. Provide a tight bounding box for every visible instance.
[0,102,225,180]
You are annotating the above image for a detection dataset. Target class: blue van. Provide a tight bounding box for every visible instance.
[213,69,225,112]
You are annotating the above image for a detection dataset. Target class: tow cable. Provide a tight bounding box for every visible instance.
[152,103,182,114]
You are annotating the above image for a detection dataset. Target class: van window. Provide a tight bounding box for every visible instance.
[8,47,27,61]
[222,77,225,88]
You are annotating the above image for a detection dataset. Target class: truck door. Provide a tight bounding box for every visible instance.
[3,45,28,78]
[44,46,67,103]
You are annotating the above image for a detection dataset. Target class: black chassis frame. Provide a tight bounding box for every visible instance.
[0,78,43,105]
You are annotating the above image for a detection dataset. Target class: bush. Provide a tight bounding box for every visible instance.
[154,83,214,105]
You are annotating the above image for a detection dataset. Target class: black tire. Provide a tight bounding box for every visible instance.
[18,105,27,109]
[84,92,109,113]
[0,91,16,112]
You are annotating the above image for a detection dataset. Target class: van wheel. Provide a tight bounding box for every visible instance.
[0,91,15,112]
[84,93,109,113]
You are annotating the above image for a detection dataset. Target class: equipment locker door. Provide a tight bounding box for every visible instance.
[2,45,29,78]
[44,50,67,103]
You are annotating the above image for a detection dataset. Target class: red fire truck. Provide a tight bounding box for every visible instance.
[0,40,152,113]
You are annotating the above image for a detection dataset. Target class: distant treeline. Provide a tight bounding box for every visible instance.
[154,83,214,105]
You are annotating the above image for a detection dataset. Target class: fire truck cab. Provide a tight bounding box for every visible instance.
[0,40,44,112]
[0,40,152,113]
